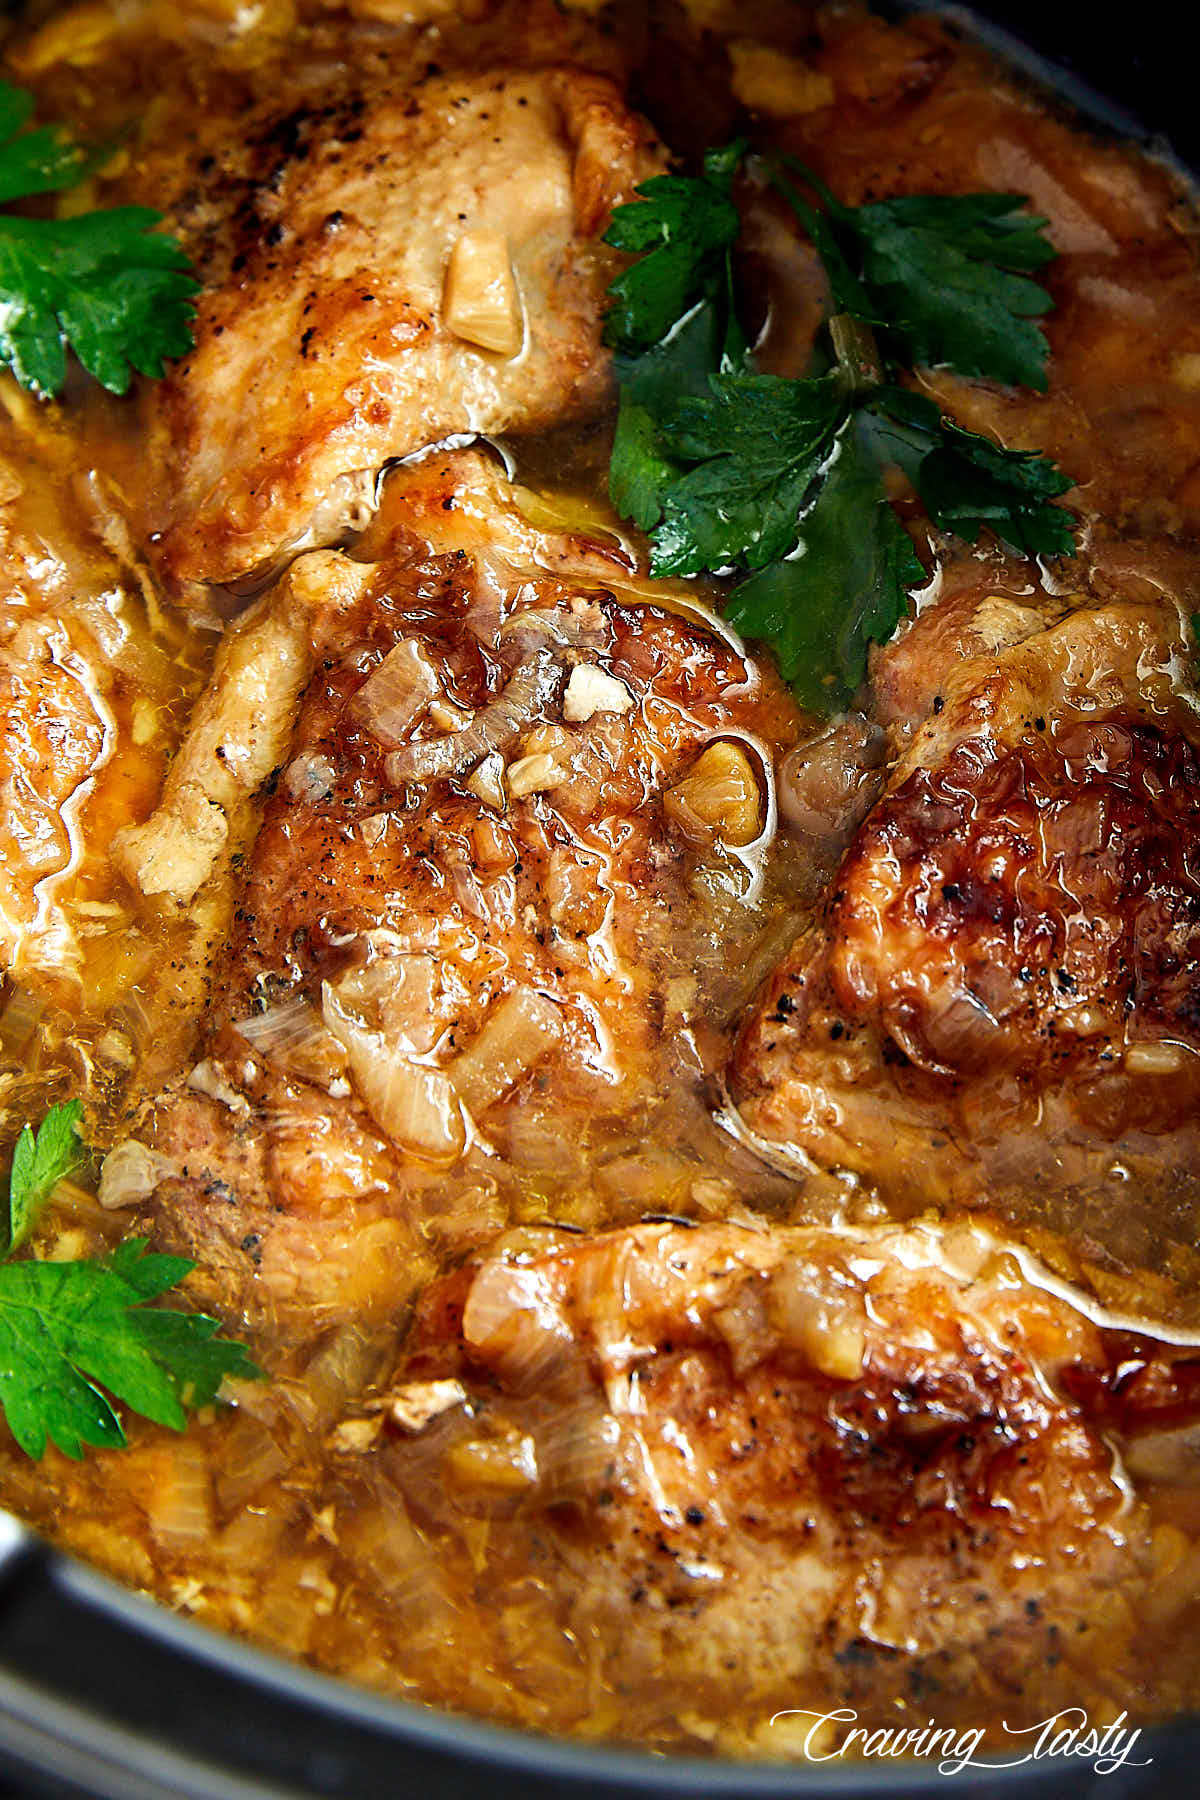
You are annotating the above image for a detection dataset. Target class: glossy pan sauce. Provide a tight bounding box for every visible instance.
[1,0,1200,1762]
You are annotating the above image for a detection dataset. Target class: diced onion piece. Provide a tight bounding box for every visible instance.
[533,1393,621,1501]
[348,638,438,747]
[562,662,633,722]
[767,1277,866,1380]
[444,1429,539,1491]
[215,1418,290,1512]
[1124,1041,1190,1075]
[371,1059,464,1166]
[97,1140,174,1209]
[384,646,561,784]
[387,1379,468,1433]
[664,741,764,848]
[298,1324,386,1433]
[323,984,464,1166]
[232,995,347,1087]
[329,953,439,1056]
[429,697,471,731]
[464,751,507,813]
[778,714,887,841]
[443,231,523,356]
[233,994,323,1052]
[186,1060,250,1114]
[462,1259,573,1385]
[506,750,566,798]
[448,986,563,1116]
[147,1440,214,1547]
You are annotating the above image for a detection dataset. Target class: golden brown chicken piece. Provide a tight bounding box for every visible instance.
[733,587,1200,1286]
[369,1212,1193,1748]
[119,451,800,1331]
[95,45,661,592]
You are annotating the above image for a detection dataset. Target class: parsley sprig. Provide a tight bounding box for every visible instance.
[603,147,1076,712]
[0,80,198,397]
[0,1101,259,1459]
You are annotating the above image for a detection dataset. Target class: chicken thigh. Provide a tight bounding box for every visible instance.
[733,588,1200,1292]
[367,1212,1197,1747]
[118,451,800,1332]
[100,52,661,593]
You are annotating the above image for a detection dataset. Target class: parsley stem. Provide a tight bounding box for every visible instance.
[829,313,883,394]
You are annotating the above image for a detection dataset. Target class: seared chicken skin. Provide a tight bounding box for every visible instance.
[367,1213,1194,1747]
[122,451,799,1329]
[734,585,1200,1285]
[96,52,661,591]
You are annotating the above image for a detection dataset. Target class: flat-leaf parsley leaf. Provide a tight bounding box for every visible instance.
[601,144,1076,711]
[0,81,198,396]
[0,1102,261,1459]
[7,1097,83,1253]
[726,417,925,712]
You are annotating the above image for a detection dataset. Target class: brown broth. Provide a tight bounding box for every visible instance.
[0,0,1199,1763]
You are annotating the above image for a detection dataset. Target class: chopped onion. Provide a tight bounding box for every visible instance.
[214,1418,290,1512]
[291,1324,387,1434]
[147,1440,214,1547]
[327,954,439,1057]
[664,741,764,848]
[348,638,438,747]
[464,751,507,813]
[337,1476,450,1615]
[444,1429,538,1492]
[766,1276,867,1380]
[462,1258,572,1385]
[97,1140,175,1209]
[562,662,633,722]
[447,986,563,1116]
[383,646,561,784]
[387,1379,469,1433]
[506,750,567,798]
[533,1393,620,1501]
[777,713,888,843]
[233,994,324,1053]
[323,983,464,1165]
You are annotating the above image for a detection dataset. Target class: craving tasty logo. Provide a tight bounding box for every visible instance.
[768,1707,1151,1776]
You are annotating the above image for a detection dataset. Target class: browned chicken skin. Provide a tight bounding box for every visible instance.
[372,1213,1197,1746]
[96,52,662,591]
[734,586,1200,1287]
[128,451,800,1330]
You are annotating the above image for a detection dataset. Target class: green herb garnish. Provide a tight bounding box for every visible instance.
[602,146,1076,712]
[0,1100,259,1459]
[0,80,198,397]
[7,1097,84,1254]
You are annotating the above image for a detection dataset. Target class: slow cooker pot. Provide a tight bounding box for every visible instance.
[0,4,1194,1796]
